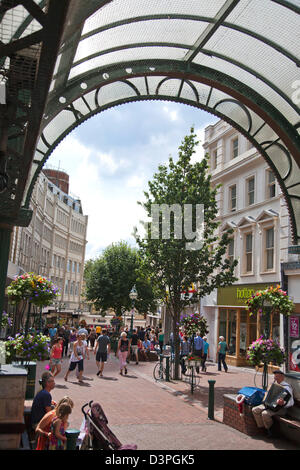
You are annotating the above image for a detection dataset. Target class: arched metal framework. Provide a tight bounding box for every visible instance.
[0,0,299,245]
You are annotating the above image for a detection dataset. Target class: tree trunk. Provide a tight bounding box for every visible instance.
[173,310,181,380]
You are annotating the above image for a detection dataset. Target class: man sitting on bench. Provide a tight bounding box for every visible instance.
[252,370,294,437]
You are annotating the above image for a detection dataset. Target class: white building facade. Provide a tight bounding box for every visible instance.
[202,120,300,370]
[8,169,88,326]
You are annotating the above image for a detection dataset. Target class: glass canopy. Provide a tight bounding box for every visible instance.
[0,0,299,244]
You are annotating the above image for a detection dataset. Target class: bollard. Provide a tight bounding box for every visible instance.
[208,380,216,420]
[165,355,170,382]
[65,428,80,450]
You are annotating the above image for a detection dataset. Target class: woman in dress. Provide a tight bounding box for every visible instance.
[47,403,72,450]
[117,331,131,375]
[35,397,74,451]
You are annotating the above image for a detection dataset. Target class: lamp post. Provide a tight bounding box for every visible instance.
[129,285,138,336]
[262,299,272,390]
[54,301,66,325]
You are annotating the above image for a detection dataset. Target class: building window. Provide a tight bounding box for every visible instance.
[265,227,274,270]
[229,185,237,212]
[212,148,218,170]
[231,137,239,159]
[246,176,255,206]
[65,280,69,295]
[266,170,276,198]
[227,238,235,266]
[67,259,71,272]
[244,233,253,273]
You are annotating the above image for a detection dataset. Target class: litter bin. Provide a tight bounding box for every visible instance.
[65,428,80,450]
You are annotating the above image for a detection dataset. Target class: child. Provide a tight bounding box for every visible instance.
[47,403,72,450]
[50,337,63,377]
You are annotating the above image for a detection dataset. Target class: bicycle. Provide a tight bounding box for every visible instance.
[153,361,166,381]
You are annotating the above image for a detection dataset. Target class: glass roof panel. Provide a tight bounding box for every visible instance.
[1,5,32,43]
[74,19,208,63]
[82,0,226,35]
[194,54,299,125]
[225,0,299,57]
[69,47,188,80]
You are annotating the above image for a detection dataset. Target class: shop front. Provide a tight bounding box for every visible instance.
[217,283,280,367]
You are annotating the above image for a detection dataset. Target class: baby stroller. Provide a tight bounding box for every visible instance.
[80,401,137,450]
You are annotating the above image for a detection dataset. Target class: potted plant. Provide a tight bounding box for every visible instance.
[0,311,13,336]
[246,337,285,368]
[179,312,209,338]
[7,272,59,335]
[245,285,293,389]
[185,353,203,368]
[5,332,51,399]
[245,285,294,317]
[7,272,59,307]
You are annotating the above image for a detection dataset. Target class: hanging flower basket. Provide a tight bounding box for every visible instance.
[5,333,51,364]
[246,337,285,367]
[245,285,294,317]
[0,311,13,330]
[7,272,59,307]
[185,354,202,368]
[179,312,209,337]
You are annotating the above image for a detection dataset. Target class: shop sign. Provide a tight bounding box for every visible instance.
[217,283,279,307]
[290,316,299,338]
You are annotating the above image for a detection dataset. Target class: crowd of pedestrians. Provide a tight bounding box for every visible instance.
[29,321,231,450]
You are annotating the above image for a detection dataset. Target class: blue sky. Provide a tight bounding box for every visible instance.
[47,101,217,260]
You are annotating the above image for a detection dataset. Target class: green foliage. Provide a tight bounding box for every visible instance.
[7,273,59,307]
[135,127,237,378]
[245,285,294,317]
[5,333,51,363]
[0,311,13,330]
[84,241,157,315]
[135,127,238,314]
[246,337,285,367]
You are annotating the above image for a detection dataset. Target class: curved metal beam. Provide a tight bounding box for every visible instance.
[24,61,300,243]
[60,14,299,67]
[54,41,298,117]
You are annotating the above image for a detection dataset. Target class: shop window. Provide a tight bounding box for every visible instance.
[259,312,280,340]
[219,309,227,340]
[239,310,248,357]
[228,310,237,355]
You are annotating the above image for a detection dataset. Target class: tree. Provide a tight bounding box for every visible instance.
[135,128,238,378]
[84,241,157,317]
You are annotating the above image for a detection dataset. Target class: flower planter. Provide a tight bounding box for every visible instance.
[13,361,37,399]
[185,360,202,368]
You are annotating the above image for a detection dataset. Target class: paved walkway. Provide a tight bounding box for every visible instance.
[30,351,298,450]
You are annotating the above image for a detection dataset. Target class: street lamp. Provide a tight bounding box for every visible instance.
[129,285,138,336]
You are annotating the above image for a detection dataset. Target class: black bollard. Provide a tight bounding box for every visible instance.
[65,428,80,450]
[208,380,216,420]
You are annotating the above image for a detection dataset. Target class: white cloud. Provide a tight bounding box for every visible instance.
[162,105,179,122]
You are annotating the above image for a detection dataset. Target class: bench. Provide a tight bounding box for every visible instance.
[223,394,300,444]
[272,398,300,445]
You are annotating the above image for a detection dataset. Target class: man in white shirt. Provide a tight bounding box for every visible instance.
[252,370,294,437]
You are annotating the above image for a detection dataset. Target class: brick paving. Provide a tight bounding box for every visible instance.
[29,350,298,450]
